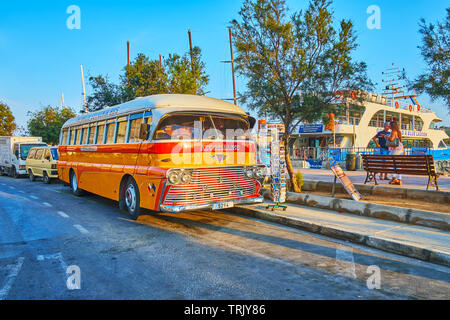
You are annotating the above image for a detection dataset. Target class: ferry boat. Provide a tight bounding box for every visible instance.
[290,67,449,168]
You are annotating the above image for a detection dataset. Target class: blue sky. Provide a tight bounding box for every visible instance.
[0,0,449,128]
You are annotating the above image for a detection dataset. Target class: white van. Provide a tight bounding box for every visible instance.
[0,136,47,178]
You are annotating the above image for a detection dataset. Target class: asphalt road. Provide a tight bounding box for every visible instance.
[0,175,449,300]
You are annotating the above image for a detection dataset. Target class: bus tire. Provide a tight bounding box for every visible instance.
[43,171,51,184]
[29,169,35,182]
[122,177,141,220]
[70,171,84,196]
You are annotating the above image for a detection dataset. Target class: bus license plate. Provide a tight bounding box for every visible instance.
[213,201,234,210]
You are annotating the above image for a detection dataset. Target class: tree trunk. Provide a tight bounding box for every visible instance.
[285,134,301,193]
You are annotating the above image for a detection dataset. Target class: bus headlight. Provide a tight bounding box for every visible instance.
[244,168,254,178]
[168,170,181,185]
[180,171,192,184]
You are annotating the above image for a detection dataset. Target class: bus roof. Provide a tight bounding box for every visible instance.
[62,94,247,128]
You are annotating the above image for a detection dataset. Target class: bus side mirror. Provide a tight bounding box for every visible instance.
[14,150,19,159]
[139,123,150,140]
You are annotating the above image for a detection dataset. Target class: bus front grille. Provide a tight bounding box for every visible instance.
[162,166,259,206]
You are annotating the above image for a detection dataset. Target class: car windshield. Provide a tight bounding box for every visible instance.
[50,148,59,160]
[20,144,47,160]
[154,114,250,140]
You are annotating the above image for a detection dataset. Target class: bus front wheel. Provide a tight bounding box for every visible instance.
[70,171,84,196]
[122,178,141,220]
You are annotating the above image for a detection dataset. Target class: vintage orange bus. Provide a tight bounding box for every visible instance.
[58,94,264,219]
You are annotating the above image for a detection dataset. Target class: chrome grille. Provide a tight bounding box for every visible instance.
[162,166,258,206]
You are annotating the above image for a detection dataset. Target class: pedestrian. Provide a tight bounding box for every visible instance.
[371,122,391,180]
[383,120,404,185]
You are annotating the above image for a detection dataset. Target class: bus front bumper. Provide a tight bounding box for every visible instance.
[159,196,264,213]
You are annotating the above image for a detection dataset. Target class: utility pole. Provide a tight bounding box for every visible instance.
[60,93,65,111]
[80,64,87,112]
[159,54,162,69]
[127,41,130,65]
[188,29,194,73]
[229,28,237,105]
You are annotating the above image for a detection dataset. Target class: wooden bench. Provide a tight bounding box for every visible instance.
[361,155,439,191]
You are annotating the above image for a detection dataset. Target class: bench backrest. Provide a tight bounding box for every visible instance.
[362,155,437,176]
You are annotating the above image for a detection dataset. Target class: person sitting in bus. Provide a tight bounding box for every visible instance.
[156,125,174,139]
[171,123,193,140]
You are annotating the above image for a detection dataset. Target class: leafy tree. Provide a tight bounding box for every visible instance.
[0,102,17,136]
[86,75,131,112]
[123,53,168,98]
[165,47,209,95]
[412,8,450,111]
[27,106,76,145]
[231,0,372,192]
[86,47,210,111]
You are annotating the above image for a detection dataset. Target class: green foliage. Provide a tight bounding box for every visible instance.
[86,75,131,112]
[295,170,304,192]
[231,0,373,134]
[411,8,450,111]
[27,106,76,145]
[0,102,16,136]
[123,54,168,98]
[87,47,209,111]
[231,0,373,191]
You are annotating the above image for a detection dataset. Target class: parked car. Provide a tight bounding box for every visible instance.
[0,136,47,178]
[25,146,59,184]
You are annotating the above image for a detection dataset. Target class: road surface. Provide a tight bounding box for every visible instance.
[0,175,449,300]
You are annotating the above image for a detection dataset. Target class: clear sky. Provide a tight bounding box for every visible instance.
[0,0,449,129]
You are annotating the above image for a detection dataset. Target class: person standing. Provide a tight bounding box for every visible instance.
[382,120,404,185]
[371,122,391,180]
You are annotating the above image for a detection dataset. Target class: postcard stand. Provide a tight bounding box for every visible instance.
[266,125,288,211]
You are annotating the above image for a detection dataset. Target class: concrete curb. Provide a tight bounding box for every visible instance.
[229,205,450,268]
[261,189,450,231]
[302,179,450,204]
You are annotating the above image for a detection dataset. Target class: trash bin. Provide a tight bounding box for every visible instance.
[345,153,357,171]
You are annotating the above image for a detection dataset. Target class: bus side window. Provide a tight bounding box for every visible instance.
[67,129,72,145]
[129,118,143,142]
[105,121,116,144]
[96,124,105,144]
[88,124,96,144]
[115,119,128,144]
[62,130,68,145]
[73,129,78,145]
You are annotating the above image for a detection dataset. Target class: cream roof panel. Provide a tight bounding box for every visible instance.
[62,94,246,128]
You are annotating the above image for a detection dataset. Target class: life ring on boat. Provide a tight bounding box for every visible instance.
[334,90,343,100]
[409,105,413,112]
[417,105,421,112]
[351,90,357,100]
[395,101,400,109]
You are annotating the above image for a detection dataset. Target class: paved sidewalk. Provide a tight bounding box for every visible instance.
[298,168,450,191]
[231,201,450,267]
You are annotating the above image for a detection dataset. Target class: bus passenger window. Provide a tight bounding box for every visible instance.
[116,121,127,144]
[129,118,143,142]
[88,125,96,144]
[73,129,78,145]
[96,124,105,144]
[62,130,68,145]
[105,123,115,144]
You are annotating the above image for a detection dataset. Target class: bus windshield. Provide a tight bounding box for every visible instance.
[20,144,47,160]
[154,114,250,140]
